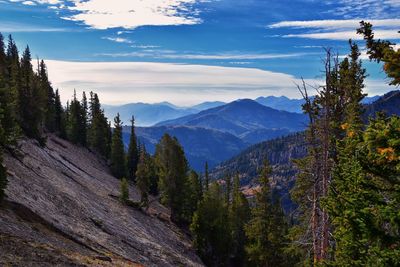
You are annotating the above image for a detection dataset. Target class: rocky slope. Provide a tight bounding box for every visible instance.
[0,135,203,266]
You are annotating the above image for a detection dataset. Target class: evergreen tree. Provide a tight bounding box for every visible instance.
[67,90,86,145]
[357,21,400,85]
[110,113,125,179]
[5,35,20,142]
[204,161,209,192]
[19,46,43,140]
[136,148,151,207]
[119,177,129,203]
[224,173,232,206]
[38,60,56,132]
[190,182,232,266]
[245,160,289,267]
[229,173,250,266]
[54,89,66,137]
[155,134,190,224]
[187,170,202,217]
[0,34,19,144]
[80,91,88,146]
[148,155,159,196]
[126,116,139,182]
[87,92,110,157]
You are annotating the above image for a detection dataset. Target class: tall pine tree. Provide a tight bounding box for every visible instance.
[110,113,125,179]
[126,116,139,182]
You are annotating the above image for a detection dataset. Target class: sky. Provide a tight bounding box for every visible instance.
[0,0,399,105]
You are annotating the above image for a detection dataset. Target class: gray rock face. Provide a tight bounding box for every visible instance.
[0,135,203,267]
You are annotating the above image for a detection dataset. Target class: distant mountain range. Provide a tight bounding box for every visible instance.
[104,95,380,127]
[116,92,388,172]
[156,99,308,144]
[119,99,307,171]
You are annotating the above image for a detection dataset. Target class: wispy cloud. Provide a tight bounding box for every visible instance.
[0,22,68,32]
[330,0,400,19]
[283,30,399,40]
[98,51,317,60]
[102,37,134,44]
[45,60,321,105]
[45,60,393,106]
[269,19,400,29]
[270,19,400,40]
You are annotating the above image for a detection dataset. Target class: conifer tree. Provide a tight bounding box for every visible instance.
[245,160,289,267]
[38,60,56,132]
[87,92,110,157]
[19,46,42,140]
[119,177,129,203]
[224,173,232,206]
[155,134,190,224]
[229,173,250,266]
[80,91,88,146]
[357,21,400,85]
[5,35,20,140]
[204,161,209,192]
[0,34,19,144]
[111,113,125,179]
[54,89,66,137]
[136,148,151,207]
[187,170,202,217]
[190,182,232,266]
[126,116,139,182]
[67,90,86,145]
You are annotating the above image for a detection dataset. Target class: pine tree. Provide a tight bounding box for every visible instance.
[224,173,232,206]
[204,161,209,192]
[19,46,43,140]
[188,170,202,217]
[155,134,190,224]
[119,177,129,203]
[245,160,289,267]
[229,173,250,266]
[190,182,232,266]
[0,34,19,144]
[87,92,110,157]
[110,113,125,179]
[54,89,66,137]
[126,116,139,182]
[5,35,21,141]
[38,60,56,132]
[67,90,86,145]
[80,91,88,146]
[357,21,400,85]
[136,148,151,207]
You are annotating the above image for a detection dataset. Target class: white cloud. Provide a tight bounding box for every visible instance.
[44,60,322,105]
[283,30,399,41]
[98,51,317,60]
[62,0,203,29]
[270,19,400,41]
[269,19,400,29]
[22,1,36,5]
[102,37,134,44]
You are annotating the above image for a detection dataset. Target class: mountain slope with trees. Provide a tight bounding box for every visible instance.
[1,134,203,266]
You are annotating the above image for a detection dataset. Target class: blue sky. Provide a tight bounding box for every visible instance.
[1,0,399,105]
